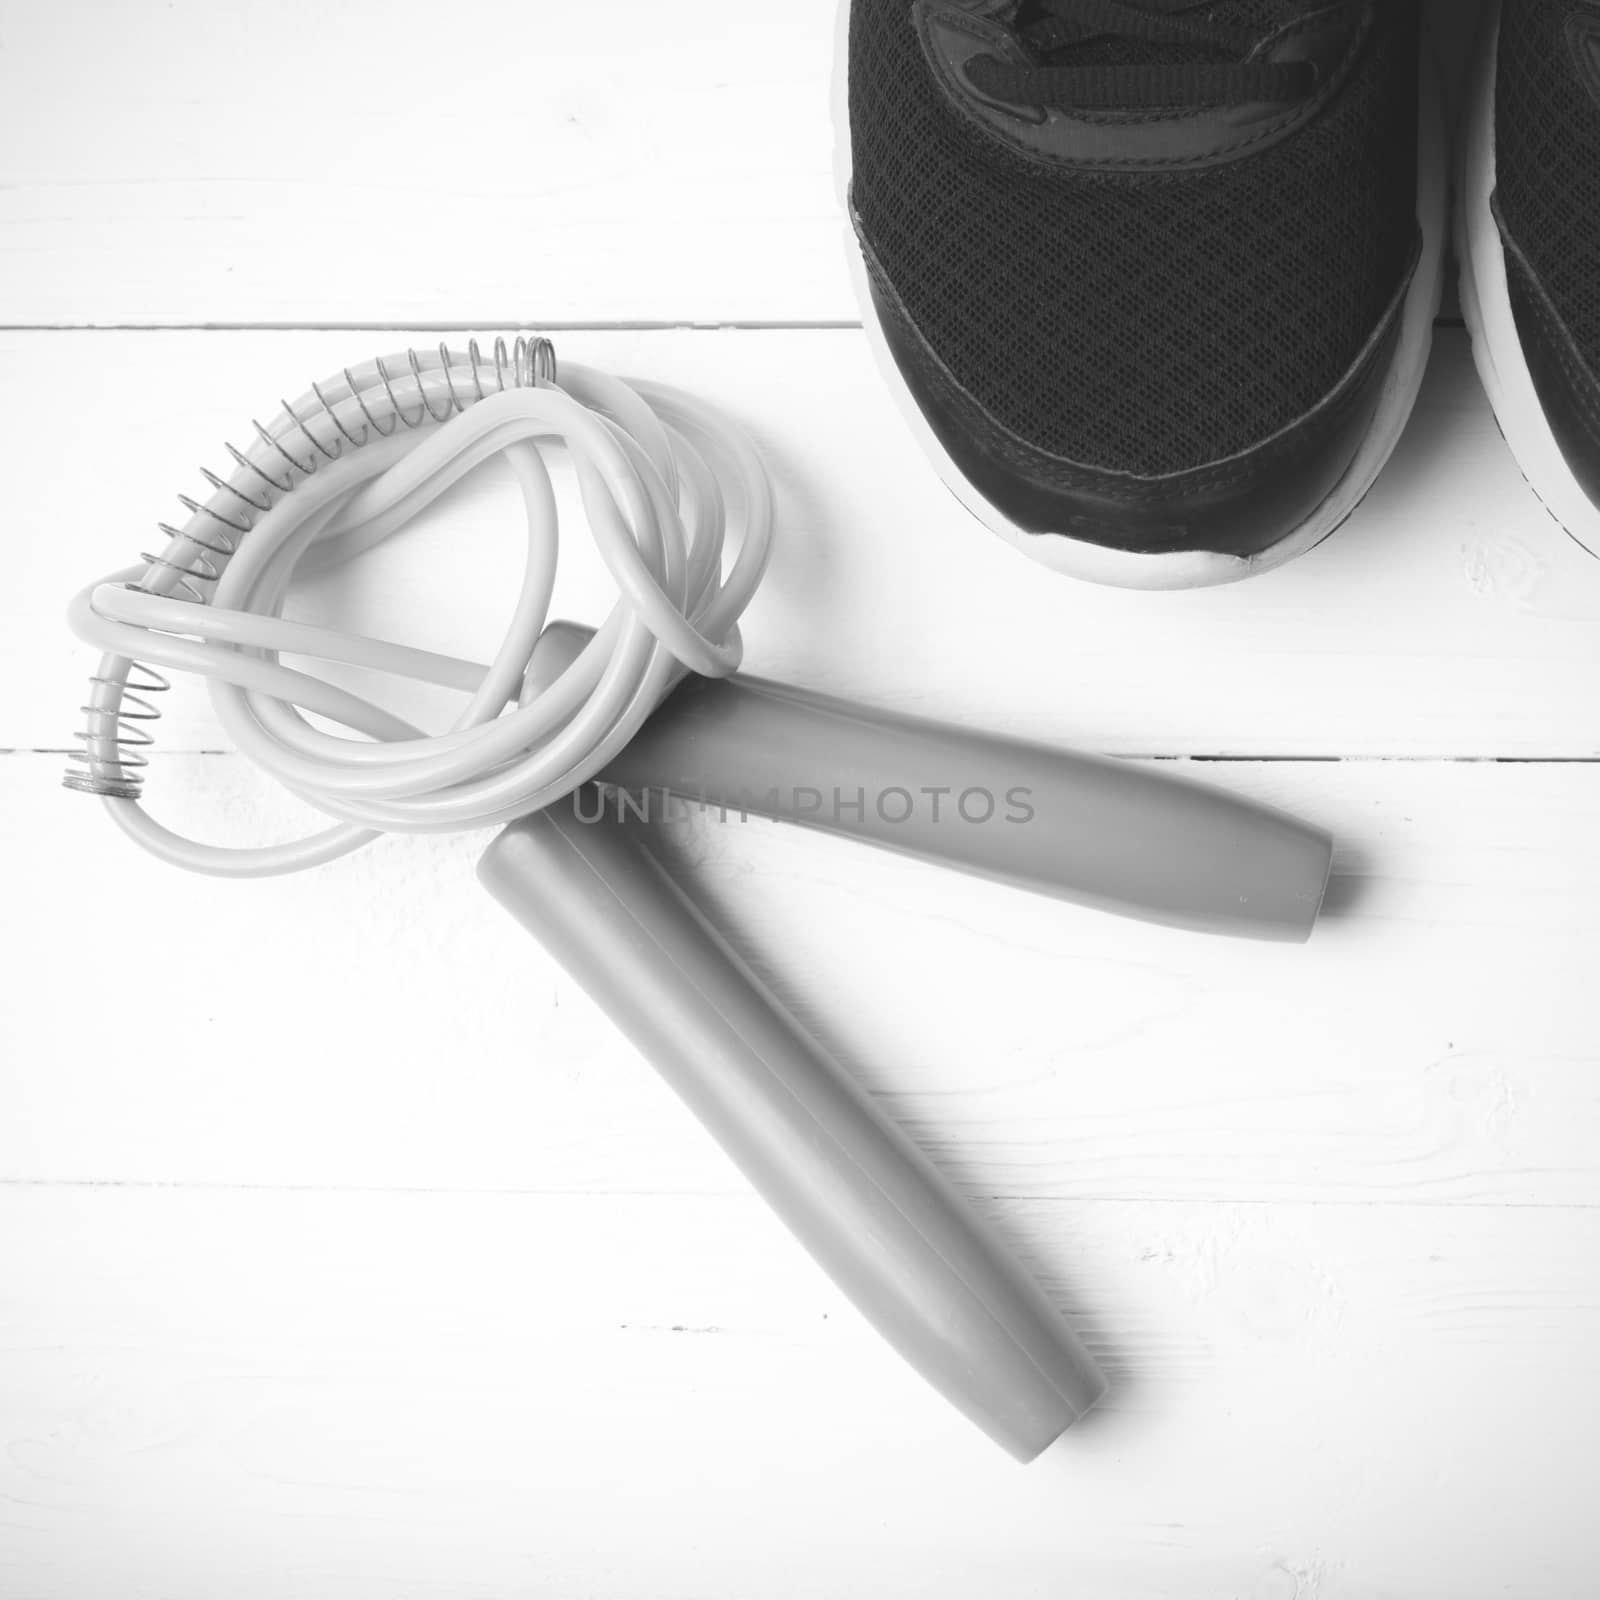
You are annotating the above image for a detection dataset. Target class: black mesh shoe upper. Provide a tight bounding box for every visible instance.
[1495,0,1600,376]
[1492,0,1600,513]
[847,0,1420,487]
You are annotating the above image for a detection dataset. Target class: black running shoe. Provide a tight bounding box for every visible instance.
[839,1,1446,589]
[1460,0,1600,555]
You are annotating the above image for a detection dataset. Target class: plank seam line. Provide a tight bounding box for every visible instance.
[0,1178,1594,1210]
[0,317,1469,334]
[6,749,1599,765]
[0,320,868,334]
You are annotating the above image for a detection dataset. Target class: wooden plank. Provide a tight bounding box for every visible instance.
[8,753,1599,1204]
[15,327,1600,761]
[0,0,1488,327]
[0,0,846,327]
[0,1183,1595,1598]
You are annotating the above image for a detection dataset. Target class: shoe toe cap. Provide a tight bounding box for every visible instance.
[1499,231,1600,515]
[864,238,1419,562]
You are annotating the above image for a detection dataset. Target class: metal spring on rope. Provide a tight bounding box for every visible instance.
[61,664,171,799]
[65,336,557,799]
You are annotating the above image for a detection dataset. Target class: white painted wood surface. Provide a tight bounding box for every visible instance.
[5,0,1599,1595]
[0,1,844,327]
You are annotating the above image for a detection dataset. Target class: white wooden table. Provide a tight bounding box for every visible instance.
[5,2,1598,1595]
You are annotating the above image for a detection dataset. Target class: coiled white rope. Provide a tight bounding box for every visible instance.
[65,344,774,877]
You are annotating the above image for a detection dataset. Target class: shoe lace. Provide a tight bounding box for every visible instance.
[966,0,1319,112]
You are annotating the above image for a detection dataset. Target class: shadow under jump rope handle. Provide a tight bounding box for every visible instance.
[479,802,1108,1462]
[535,623,1333,943]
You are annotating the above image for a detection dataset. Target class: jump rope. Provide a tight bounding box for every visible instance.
[65,337,1332,1460]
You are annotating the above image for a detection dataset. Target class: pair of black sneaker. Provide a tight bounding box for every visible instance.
[843,1,1600,588]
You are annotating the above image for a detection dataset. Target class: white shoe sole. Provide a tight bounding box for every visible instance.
[1455,0,1600,558]
[832,10,1449,591]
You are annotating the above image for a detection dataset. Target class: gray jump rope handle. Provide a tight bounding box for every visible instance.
[480,629,1330,1455]
[479,803,1107,1461]
[534,622,1333,943]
